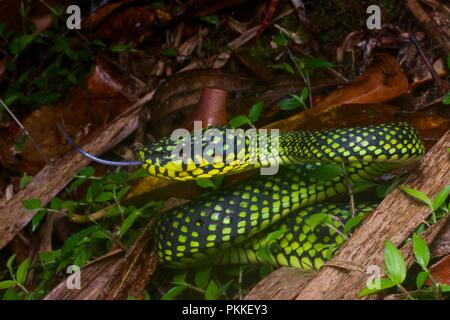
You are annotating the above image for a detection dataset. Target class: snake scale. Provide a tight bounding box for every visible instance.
[134,122,424,269]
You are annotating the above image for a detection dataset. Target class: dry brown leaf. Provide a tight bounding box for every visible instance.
[86,58,125,98]
[427,255,450,286]
[316,54,409,108]
[84,5,171,40]
[20,88,129,173]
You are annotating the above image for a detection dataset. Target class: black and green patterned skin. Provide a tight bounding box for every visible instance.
[148,123,424,269]
[139,123,424,181]
[210,203,377,269]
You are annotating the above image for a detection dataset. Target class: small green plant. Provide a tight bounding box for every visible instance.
[161,269,232,300]
[400,185,450,224]
[279,87,309,111]
[200,15,220,28]
[359,235,450,299]
[229,101,263,128]
[256,226,287,264]
[0,255,31,299]
[1,167,162,299]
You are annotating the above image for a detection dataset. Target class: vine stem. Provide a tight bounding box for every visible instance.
[341,163,356,217]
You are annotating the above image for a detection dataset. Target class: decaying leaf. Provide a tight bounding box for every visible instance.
[315,54,409,108]
[20,58,131,173]
[427,255,450,286]
[83,4,172,40]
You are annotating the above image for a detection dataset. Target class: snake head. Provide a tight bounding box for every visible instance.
[138,126,264,181]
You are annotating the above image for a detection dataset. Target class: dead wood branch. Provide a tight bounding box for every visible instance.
[44,217,158,300]
[244,268,315,300]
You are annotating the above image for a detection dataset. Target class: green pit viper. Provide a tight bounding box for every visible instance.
[69,122,425,270]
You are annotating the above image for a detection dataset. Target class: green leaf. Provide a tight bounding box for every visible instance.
[0,281,17,290]
[229,115,250,128]
[95,192,113,203]
[110,44,133,52]
[412,233,430,270]
[416,271,429,289]
[171,272,188,286]
[432,185,450,211]
[61,226,101,257]
[117,186,130,200]
[352,180,377,193]
[384,239,406,284]
[19,174,33,189]
[256,246,273,264]
[261,226,287,246]
[400,186,432,208]
[299,87,309,102]
[143,290,151,300]
[358,278,396,297]
[305,58,334,69]
[443,93,450,105]
[119,210,141,238]
[128,168,148,180]
[78,166,95,177]
[50,197,62,211]
[343,214,364,235]
[2,287,20,300]
[308,163,343,180]
[31,210,47,232]
[6,254,16,272]
[212,175,224,190]
[204,280,221,300]
[3,93,19,106]
[9,34,36,55]
[200,15,220,27]
[248,101,263,123]
[305,213,330,231]
[269,62,295,74]
[160,47,178,57]
[440,284,450,292]
[22,198,42,211]
[273,33,290,46]
[195,267,212,289]
[16,258,30,284]
[195,178,216,189]
[62,200,77,209]
[161,286,186,300]
[217,279,233,297]
[278,97,302,111]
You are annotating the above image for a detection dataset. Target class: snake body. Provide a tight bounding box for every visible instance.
[141,123,424,269]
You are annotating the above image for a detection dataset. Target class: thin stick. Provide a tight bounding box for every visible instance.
[0,98,50,163]
[409,35,445,95]
[341,162,356,217]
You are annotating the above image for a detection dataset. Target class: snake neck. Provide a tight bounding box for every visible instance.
[278,123,424,166]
